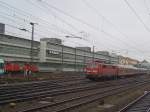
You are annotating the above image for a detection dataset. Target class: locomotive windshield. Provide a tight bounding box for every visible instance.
[87,63,97,68]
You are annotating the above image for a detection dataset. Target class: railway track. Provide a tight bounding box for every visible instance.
[0,75,149,111]
[0,76,88,94]
[0,75,149,112]
[0,76,145,105]
[0,76,85,88]
[119,91,150,112]
[17,77,150,112]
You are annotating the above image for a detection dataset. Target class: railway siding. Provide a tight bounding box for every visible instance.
[119,91,150,112]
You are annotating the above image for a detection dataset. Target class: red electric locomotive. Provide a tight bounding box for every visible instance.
[4,63,21,74]
[85,61,147,80]
[4,62,39,74]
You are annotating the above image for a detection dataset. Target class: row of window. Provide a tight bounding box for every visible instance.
[0,45,38,56]
[0,44,117,64]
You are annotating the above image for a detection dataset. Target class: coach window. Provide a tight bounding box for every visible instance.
[112,66,116,69]
[93,63,97,68]
[88,63,97,68]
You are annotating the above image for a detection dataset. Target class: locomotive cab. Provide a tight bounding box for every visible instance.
[85,61,118,80]
[86,62,99,74]
[85,62,100,80]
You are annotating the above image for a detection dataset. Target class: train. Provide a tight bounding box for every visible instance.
[0,58,39,75]
[85,61,147,80]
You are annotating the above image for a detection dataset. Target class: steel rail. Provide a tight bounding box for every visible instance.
[19,80,150,112]
[0,77,145,105]
[119,91,150,112]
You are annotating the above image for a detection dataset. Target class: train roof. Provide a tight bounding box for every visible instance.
[116,65,138,69]
[87,61,147,70]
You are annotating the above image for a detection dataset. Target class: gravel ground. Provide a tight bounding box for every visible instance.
[81,83,150,112]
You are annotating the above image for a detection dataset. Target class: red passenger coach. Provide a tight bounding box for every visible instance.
[85,61,147,80]
[3,62,39,75]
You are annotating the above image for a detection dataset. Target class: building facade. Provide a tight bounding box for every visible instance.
[136,60,150,69]
[0,34,119,72]
[118,56,139,65]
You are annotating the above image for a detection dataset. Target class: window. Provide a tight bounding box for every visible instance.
[112,66,116,69]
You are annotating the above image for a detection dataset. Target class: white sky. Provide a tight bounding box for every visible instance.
[0,0,150,61]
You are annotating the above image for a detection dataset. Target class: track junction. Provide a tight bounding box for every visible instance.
[0,74,150,112]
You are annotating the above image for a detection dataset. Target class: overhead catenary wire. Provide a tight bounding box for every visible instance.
[144,0,150,15]
[0,1,79,37]
[0,0,124,49]
[35,1,144,51]
[0,5,80,40]
[25,0,83,38]
[1,18,144,60]
[39,0,148,54]
[25,0,102,47]
[101,30,146,55]
[0,16,53,40]
[124,0,150,32]
[28,0,133,50]
[81,0,146,54]
[36,0,99,31]
[82,0,143,46]
[0,12,88,44]
[5,24,93,49]
[0,0,149,59]
[0,0,116,50]
[1,15,124,52]
[26,0,79,32]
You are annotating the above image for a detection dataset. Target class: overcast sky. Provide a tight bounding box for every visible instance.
[0,0,150,61]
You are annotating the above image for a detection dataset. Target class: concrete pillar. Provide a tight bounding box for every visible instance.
[39,40,47,62]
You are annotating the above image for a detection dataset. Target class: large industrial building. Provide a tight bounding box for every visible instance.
[0,33,120,72]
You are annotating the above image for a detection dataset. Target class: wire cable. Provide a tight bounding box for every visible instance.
[124,0,150,32]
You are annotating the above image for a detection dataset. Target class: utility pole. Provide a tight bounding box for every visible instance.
[61,44,64,71]
[92,46,95,62]
[83,50,86,72]
[30,22,37,66]
[75,47,77,72]
[30,22,35,65]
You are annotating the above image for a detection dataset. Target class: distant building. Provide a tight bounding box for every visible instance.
[96,51,109,56]
[119,56,139,65]
[0,23,5,34]
[126,57,139,65]
[40,38,62,45]
[109,53,119,64]
[75,47,91,52]
[136,60,150,69]
[118,56,126,65]
[96,51,120,64]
